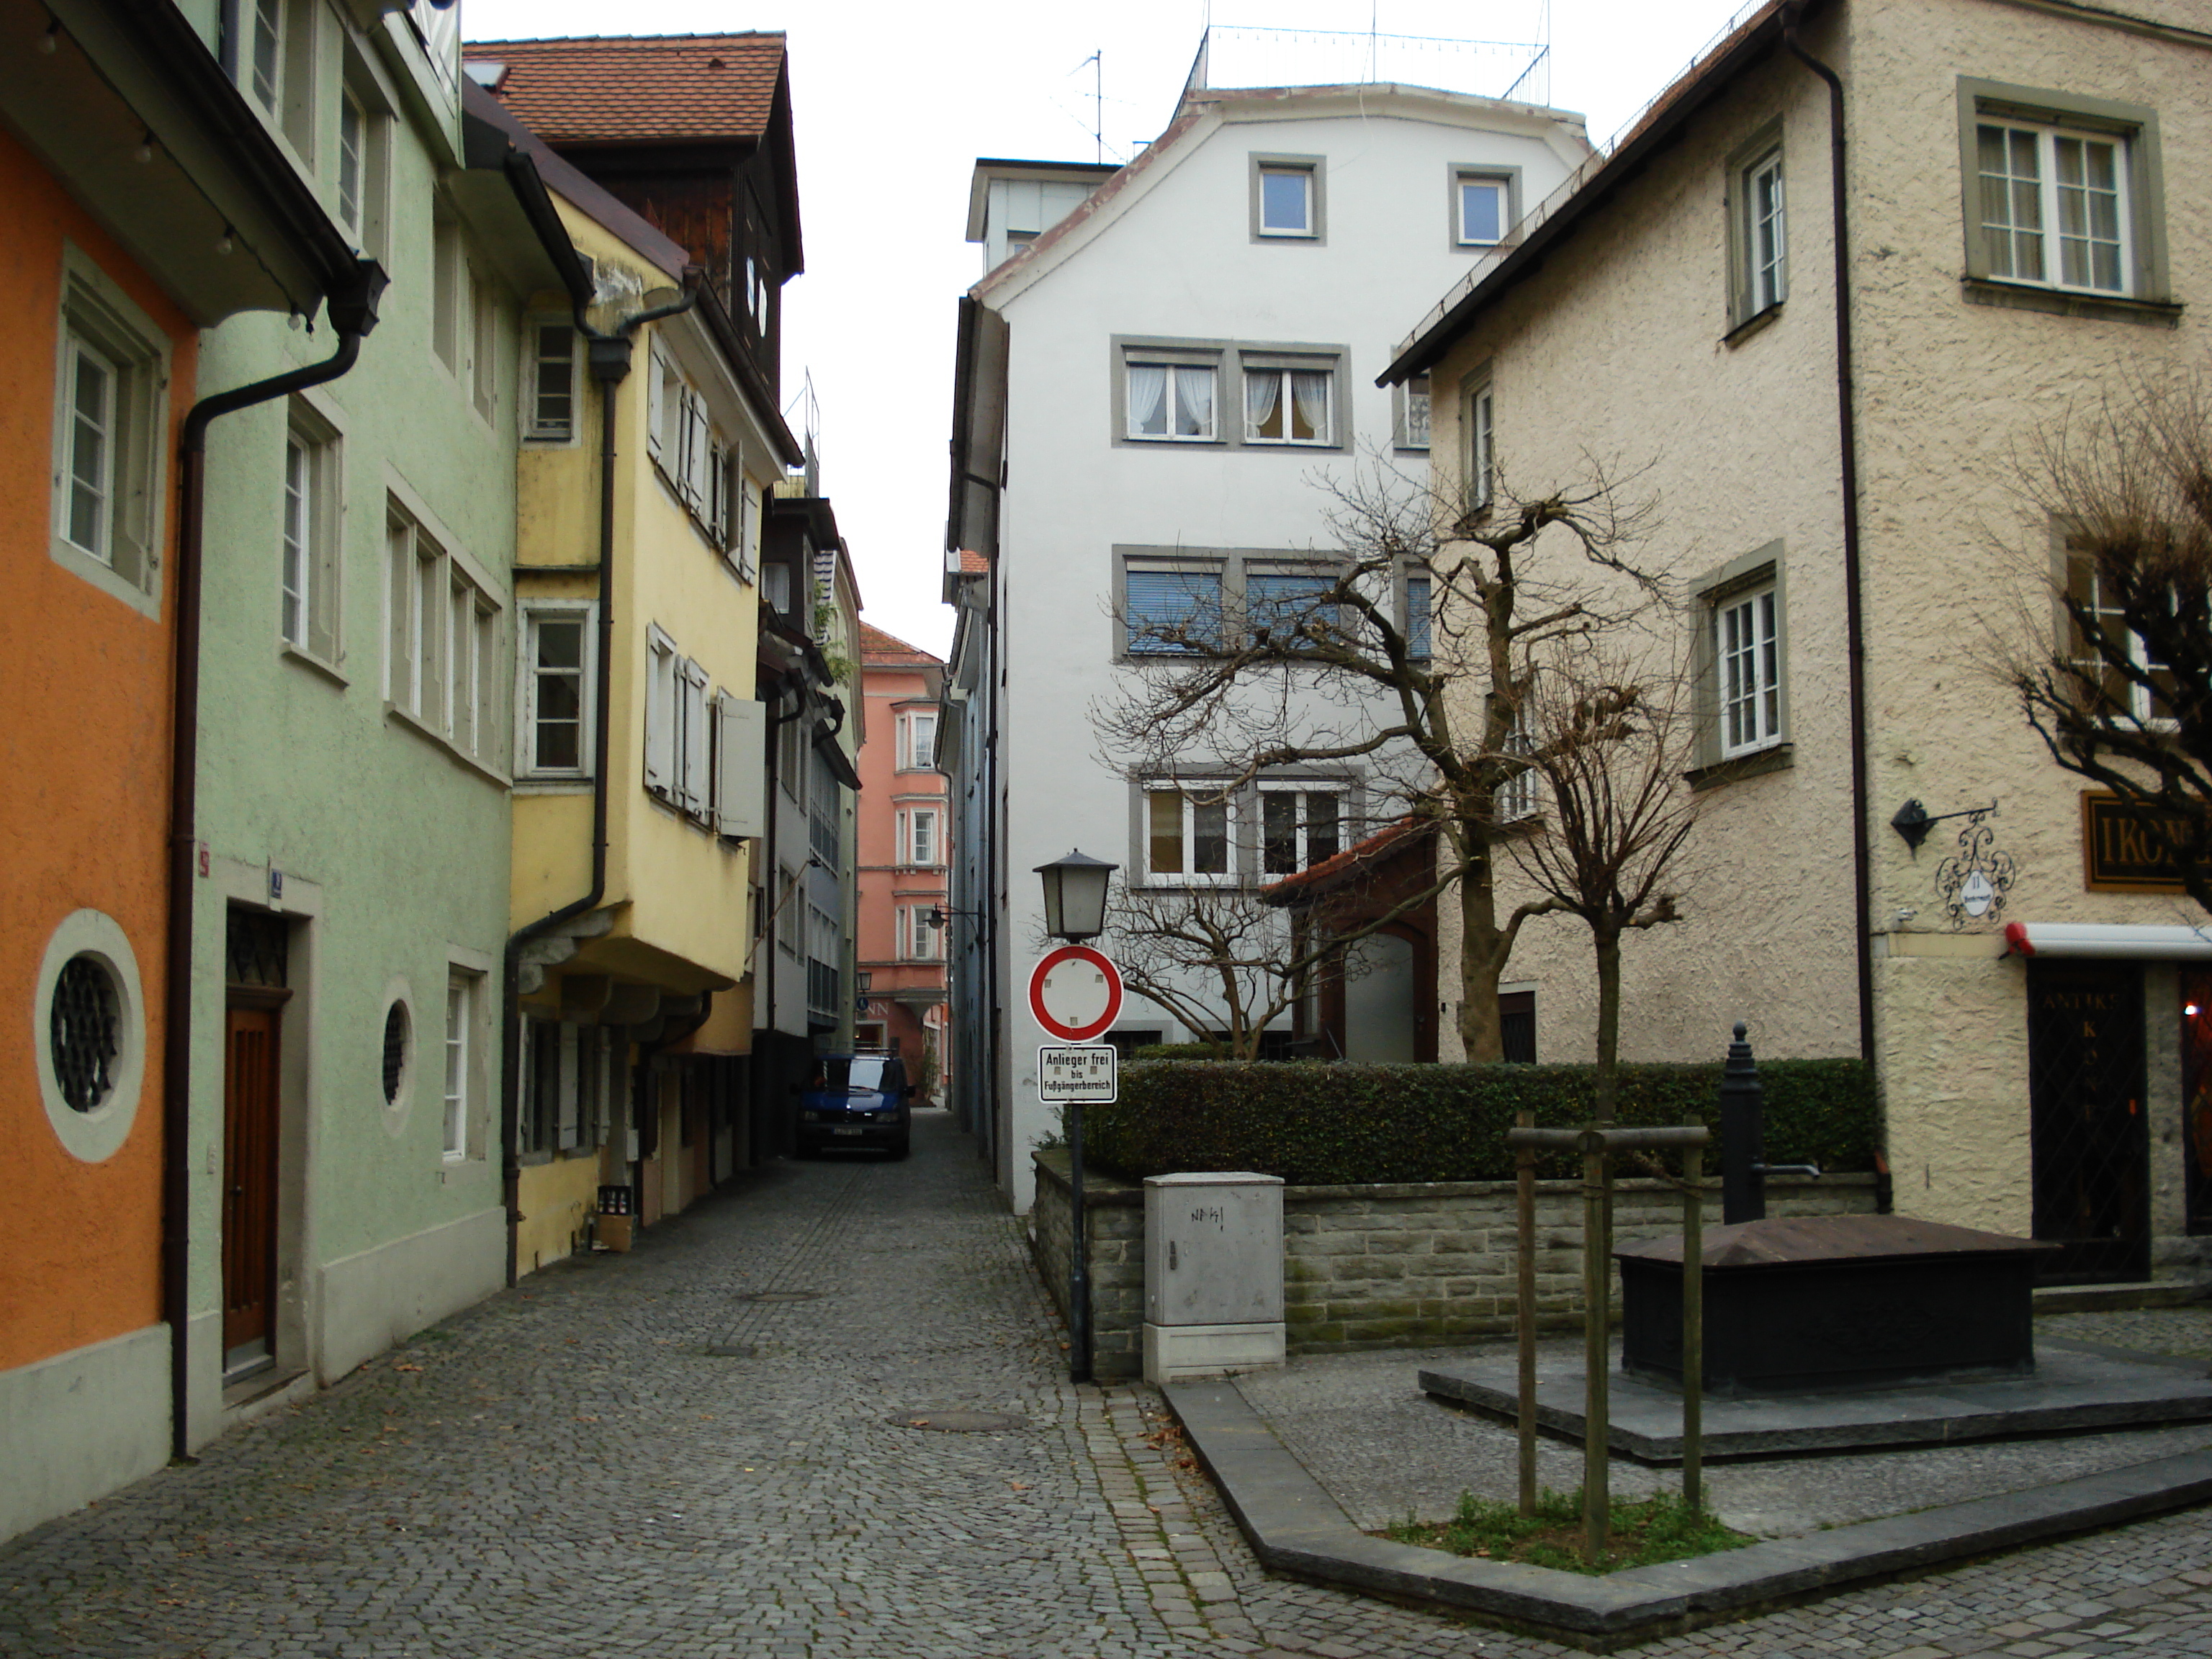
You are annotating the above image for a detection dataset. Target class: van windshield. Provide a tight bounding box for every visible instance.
[819,1057,889,1094]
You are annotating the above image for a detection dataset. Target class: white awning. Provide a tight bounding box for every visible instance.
[2002,921,2212,959]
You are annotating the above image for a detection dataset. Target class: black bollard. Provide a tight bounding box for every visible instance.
[1718,1021,1766,1224]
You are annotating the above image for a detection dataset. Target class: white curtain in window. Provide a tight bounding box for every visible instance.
[1128,364,1166,435]
[1174,367,1212,437]
[1291,371,1328,441]
[1245,370,1280,439]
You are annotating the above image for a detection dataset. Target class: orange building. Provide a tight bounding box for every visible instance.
[856,625,951,1094]
[0,0,361,1542]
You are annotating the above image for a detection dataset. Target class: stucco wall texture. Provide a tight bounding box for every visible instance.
[0,132,192,1375]
[1423,0,2211,1259]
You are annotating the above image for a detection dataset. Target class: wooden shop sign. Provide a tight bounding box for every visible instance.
[2082,791,2199,894]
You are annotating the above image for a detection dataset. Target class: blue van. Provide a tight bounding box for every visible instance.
[794,1051,914,1159]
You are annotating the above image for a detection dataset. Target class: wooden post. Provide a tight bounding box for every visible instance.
[1681,1128,1704,1514]
[1515,1108,1537,1516]
[1581,1130,1609,1564]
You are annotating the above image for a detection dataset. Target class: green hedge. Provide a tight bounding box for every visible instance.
[1131,1042,1228,1061]
[1082,1059,1874,1187]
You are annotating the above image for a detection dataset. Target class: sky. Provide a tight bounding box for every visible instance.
[461,1,1760,657]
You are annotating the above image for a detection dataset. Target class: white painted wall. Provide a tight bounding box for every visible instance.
[982,88,1588,1208]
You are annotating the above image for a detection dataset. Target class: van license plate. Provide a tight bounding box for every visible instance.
[832,1127,863,1136]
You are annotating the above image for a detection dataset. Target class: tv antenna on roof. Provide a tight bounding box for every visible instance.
[1082,50,1102,162]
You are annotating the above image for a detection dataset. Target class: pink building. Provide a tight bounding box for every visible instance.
[856,625,950,1096]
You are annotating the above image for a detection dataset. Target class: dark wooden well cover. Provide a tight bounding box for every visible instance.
[1616,1213,2054,1271]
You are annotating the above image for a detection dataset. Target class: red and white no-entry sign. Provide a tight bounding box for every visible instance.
[1028,945,1123,1043]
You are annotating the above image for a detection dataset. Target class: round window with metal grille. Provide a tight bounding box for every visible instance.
[382,1001,410,1105]
[51,954,122,1113]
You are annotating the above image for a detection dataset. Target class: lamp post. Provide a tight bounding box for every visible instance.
[1035,850,1117,1385]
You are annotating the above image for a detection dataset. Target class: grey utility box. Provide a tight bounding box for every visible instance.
[1143,1172,1286,1383]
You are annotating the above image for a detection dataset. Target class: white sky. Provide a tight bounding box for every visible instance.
[461,1,1758,657]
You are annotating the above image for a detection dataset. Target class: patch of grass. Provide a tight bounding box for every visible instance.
[1382,1487,1753,1575]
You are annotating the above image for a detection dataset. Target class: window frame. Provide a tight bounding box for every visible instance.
[50,245,169,616]
[523,318,578,444]
[1249,153,1326,244]
[1240,358,1336,448]
[1954,78,2171,316]
[1122,354,1219,444]
[516,599,596,783]
[1465,374,1496,512]
[1112,336,1349,452]
[1725,120,1789,331]
[279,397,343,667]
[2059,530,2177,731]
[442,966,480,1161]
[384,491,503,777]
[333,62,392,261]
[1393,373,1431,453]
[1449,165,1519,251]
[1258,783,1344,878]
[1141,779,1240,888]
[899,806,942,868]
[1689,541,1794,786]
[1403,568,1433,661]
[1118,552,1228,657]
[897,710,938,772]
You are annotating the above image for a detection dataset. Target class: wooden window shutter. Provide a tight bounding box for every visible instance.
[715,696,766,839]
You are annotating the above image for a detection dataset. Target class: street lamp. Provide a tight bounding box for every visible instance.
[1038,849,1118,1386]
[1034,849,1116,943]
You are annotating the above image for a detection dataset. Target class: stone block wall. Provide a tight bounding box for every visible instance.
[1030,1151,1879,1377]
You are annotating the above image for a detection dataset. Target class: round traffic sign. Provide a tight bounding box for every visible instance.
[1028,945,1123,1043]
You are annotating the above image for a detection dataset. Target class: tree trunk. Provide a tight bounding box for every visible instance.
[1593,926,1622,1124]
[1456,848,1509,1061]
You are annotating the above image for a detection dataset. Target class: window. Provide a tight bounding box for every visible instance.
[380,998,410,1107]
[527,322,575,440]
[1496,722,1539,823]
[1715,585,1781,757]
[52,253,168,604]
[809,758,839,863]
[519,603,592,778]
[1260,786,1341,875]
[469,264,499,422]
[1406,573,1432,660]
[280,404,340,662]
[386,500,499,766]
[899,711,938,771]
[1245,567,1339,639]
[2068,548,2175,726]
[1395,374,1431,451]
[1244,365,1332,446]
[642,625,712,817]
[1122,561,1224,655]
[337,89,366,243]
[647,345,745,552]
[1145,783,1234,884]
[240,0,315,157]
[1126,360,1216,441]
[430,216,461,372]
[443,969,477,1159]
[1737,143,1788,319]
[1956,81,2167,308]
[1466,379,1496,511]
[1454,171,1511,248]
[901,905,942,962]
[1251,155,1323,242]
[900,807,940,867]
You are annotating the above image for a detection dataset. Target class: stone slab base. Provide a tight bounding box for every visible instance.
[1419,1339,2212,1464]
[1144,1321,1285,1383]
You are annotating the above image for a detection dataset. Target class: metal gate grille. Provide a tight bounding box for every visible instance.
[2027,961,2149,1283]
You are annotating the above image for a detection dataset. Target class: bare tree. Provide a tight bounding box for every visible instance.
[1509,648,1700,1120]
[1094,459,1662,1059]
[2000,374,2212,916]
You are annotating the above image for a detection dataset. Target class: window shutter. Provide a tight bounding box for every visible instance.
[715,696,766,838]
[644,634,673,794]
[678,660,709,813]
[647,352,667,459]
[557,1025,580,1151]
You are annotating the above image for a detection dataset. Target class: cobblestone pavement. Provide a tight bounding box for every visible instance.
[2,1112,2208,1658]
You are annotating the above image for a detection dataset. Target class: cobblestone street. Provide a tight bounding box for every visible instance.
[3,1110,2209,1658]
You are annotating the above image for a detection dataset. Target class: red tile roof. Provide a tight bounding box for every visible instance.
[860,622,943,665]
[465,35,786,146]
[955,549,989,575]
[1260,817,1436,904]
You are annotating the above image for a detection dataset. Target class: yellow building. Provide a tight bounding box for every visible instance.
[481,110,804,1272]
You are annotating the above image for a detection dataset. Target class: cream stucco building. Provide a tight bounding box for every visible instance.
[1387,0,2212,1280]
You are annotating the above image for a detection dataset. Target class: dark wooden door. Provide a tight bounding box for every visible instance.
[2027,961,2150,1283]
[222,1003,282,1359]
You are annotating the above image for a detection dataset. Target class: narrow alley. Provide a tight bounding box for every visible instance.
[3,1111,2207,1658]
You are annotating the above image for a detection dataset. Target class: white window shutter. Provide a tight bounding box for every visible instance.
[644,637,673,794]
[715,696,766,838]
[678,661,709,813]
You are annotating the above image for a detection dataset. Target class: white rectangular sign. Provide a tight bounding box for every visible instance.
[1038,1043,1118,1102]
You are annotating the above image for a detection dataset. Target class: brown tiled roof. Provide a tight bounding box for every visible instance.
[860,622,943,666]
[956,550,989,575]
[465,35,785,146]
[1260,817,1436,905]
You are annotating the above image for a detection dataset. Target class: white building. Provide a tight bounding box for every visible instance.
[943,69,1590,1210]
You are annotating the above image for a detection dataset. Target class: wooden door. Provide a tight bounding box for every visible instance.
[222,1002,282,1360]
[2027,961,2149,1283]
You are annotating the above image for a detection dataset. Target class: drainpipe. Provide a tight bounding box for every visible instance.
[1783,3,1875,1070]
[163,259,387,1462]
[500,282,698,1287]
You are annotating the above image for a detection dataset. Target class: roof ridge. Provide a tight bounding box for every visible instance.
[468,32,786,48]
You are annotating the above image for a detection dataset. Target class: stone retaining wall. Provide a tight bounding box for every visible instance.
[1030,1151,1880,1379]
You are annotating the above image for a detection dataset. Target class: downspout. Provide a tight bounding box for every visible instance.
[500,282,697,1287]
[164,259,387,1462]
[1782,2,1875,1070]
